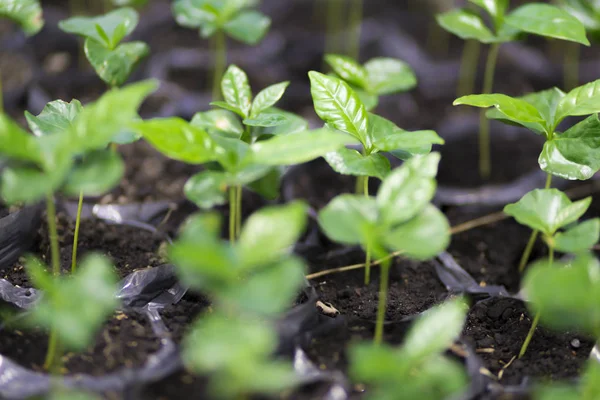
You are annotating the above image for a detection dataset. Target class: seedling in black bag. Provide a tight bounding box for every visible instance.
[172,0,271,99]
[437,0,589,179]
[133,65,353,242]
[504,188,600,357]
[349,298,468,399]
[318,153,450,343]
[170,202,308,398]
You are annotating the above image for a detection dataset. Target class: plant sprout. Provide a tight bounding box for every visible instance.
[318,153,450,343]
[504,188,599,357]
[324,54,417,111]
[349,298,468,399]
[309,70,444,284]
[437,0,589,179]
[59,7,149,89]
[133,65,353,243]
[169,202,308,398]
[172,0,271,99]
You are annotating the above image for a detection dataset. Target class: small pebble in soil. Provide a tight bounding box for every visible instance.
[571,338,581,349]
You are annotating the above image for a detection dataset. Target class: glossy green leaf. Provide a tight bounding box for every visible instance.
[324,54,369,89]
[84,39,149,87]
[355,88,379,111]
[249,128,355,165]
[539,115,600,180]
[221,64,252,118]
[250,82,289,118]
[555,79,600,122]
[1,163,68,204]
[504,189,591,235]
[27,254,118,351]
[246,166,280,200]
[318,194,378,245]
[228,164,272,187]
[469,0,509,27]
[308,71,370,148]
[454,94,544,123]
[210,135,251,171]
[252,109,308,138]
[243,114,287,127]
[369,114,443,155]
[364,58,417,96]
[131,117,216,164]
[171,0,217,30]
[436,9,497,43]
[377,153,440,226]
[25,99,82,137]
[324,148,390,180]
[505,4,589,45]
[224,10,270,45]
[553,218,600,253]
[0,0,44,35]
[59,7,138,49]
[191,109,244,139]
[237,201,307,269]
[384,205,451,260]
[0,114,42,163]
[210,101,246,118]
[62,150,124,196]
[184,170,229,209]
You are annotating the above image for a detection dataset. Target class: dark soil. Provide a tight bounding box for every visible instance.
[463,297,594,386]
[0,310,161,375]
[159,293,210,344]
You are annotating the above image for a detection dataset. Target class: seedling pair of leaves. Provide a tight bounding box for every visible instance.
[350,298,468,400]
[455,80,600,180]
[324,54,417,111]
[0,0,44,35]
[318,152,450,343]
[309,71,444,185]
[59,7,149,88]
[169,202,308,398]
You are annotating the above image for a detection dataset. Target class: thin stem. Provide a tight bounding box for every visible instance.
[363,176,371,285]
[347,0,363,59]
[324,0,343,62]
[545,172,553,189]
[44,326,61,372]
[457,40,481,98]
[46,193,60,277]
[374,255,391,345]
[519,311,540,358]
[235,185,242,239]
[71,191,84,273]
[479,43,500,180]
[229,186,236,244]
[564,42,580,91]
[212,30,227,101]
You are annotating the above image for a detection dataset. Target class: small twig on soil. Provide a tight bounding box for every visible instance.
[449,211,507,235]
[497,355,517,380]
[305,252,398,280]
[476,348,495,354]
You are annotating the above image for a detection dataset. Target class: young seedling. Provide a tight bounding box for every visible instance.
[324,54,417,111]
[59,7,149,88]
[349,298,468,399]
[169,202,308,398]
[437,0,589,179]
[25,253,118,372]
[309,70,444,284]
[318,152,451,343]
[133,65,353,243]
[172,0,271,99]
[504,188,600,357]
[455,81,600,269]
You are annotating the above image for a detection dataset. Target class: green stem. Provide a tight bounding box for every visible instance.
[229,186,236,244]
[0,67,3,115]
[44,325,61,372]
[324,0,343,62]
[457,40,481,98]
[479,43,500,180]
[71,191,84,273]
[347,0,363,59]
[44,192,62,372]
[374,255,391,345]
[564,42,580,91]
[212,30,227,101]
[363,176,371,285]
[235,185,242,239]
[519,311,540,358]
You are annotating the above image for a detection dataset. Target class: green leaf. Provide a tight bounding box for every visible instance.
[377,153,440,226]
[25,99,83,137]
[243,114,287,127]
[249,128,356,165]
[0,0,44,35]
[84,39,149,87]
[210,135,251,171]
[454,94,544,123]
[224,10,270,45]
[184,170,229,209]
[318,194,378,245]
[1,163,69,204]
[221,65,252,118]
[402,298,467,363]
[555,79,600,122]
[210,100,246,118]
[553,218,600,253]
[0,114,42,164]
[252,109,308,138]
[59,7,139,49]
[364,58,417,96]
[539,114,600,180]
[355,87,379,111]
[246,166,280,200]
[62,150,124,196]
[505,4,590,46]
[369,114,443,156]
[191,109,244,139]
[27,254,118,351]
[237,201,307,270]
[171,0,218,30]
[436,9,497,44]
[384,205,450,260]
[250,82,289,118]
[131,117,216,164]
[324,54,369,90]
[469,0,509,27]
[308,71,370,148]
[324,148,390,180]
[503,189,591,235]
